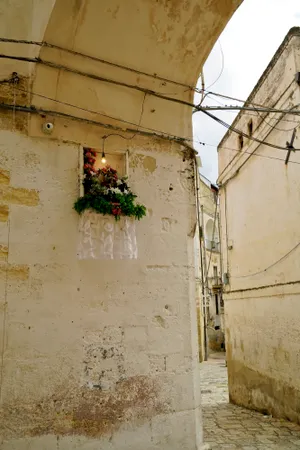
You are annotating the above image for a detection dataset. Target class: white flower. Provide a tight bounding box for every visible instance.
[116,179,122,186]
[109,187,122,194]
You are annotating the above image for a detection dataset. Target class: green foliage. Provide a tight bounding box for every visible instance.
[74,191,146,220]
[74,157,146,221]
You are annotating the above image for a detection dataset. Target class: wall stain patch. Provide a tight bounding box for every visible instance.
[0,263,29,280]
[130,154,157,174]
[0,375,167,440]
[227,358,300,424]
[0,169,10,185]
[0,205,9,222]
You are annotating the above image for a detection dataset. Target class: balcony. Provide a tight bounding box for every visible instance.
[208,276,223,291]
[205,239,220,252]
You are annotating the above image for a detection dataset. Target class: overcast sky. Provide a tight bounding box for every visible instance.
[193,0,300,183]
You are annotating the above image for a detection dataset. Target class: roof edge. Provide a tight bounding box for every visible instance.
[218,26,300,149]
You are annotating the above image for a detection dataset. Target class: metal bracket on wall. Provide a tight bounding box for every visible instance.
[285,129,296,165]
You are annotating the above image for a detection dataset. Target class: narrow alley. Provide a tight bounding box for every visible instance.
[200,356,300,449]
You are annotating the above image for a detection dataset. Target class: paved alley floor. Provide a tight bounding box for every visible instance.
[200,356,300,449]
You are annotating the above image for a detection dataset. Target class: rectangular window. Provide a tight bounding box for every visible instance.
[80,147,127,195]
[213,265,218,278]
[215,294,219,315]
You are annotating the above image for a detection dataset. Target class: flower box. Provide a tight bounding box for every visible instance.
[74,149,146,260]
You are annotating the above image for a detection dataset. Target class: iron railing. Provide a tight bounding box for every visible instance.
[205,239,220,252]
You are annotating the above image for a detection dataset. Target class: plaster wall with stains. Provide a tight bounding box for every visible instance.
[0,125,203,449]
[218,29,300,423]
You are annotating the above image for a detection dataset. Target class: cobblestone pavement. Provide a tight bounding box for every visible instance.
[200,356,300,449]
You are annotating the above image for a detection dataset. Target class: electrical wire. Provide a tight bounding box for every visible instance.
[249,101,299,133]
[232,241,300,278]
[101,93,147,150]
[0,102,197,156]
[10,83,196,144]
[204,196,219,285]
[198,71,205,106]
[10,82,300,158]
[2,37,295,112]
[1,87,300,169]
[0,98,299,170]
[203,79,299,133]
[204,93,300,126]
[2,53,300,126]
[203,88,290,110]
[205,41,225,90]
[200,104,300,116]
[215,106,300,184]
[2,77,300,169]
[207,142,300,166]
[0,37,200,94]
[200,108,300,151]
[199,171,216,185]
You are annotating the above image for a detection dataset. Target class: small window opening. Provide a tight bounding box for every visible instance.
[220,295,224,308]
[81,147,126,195]
[238,135,244,150]
[247,119,253,136]
[213,265,218,278]
[215,294,219,315]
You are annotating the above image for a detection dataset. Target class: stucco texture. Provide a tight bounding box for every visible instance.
[219,30,300,424]
[0,129,202,449]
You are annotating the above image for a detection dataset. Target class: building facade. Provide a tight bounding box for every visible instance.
[218,28,300,423]
[195,173,224,362]
[0,1,241,449]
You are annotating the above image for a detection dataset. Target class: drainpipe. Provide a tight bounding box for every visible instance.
[195,165,208,361]
[217,211,223,285]
[217,208,226,351]
[219,188,229,366]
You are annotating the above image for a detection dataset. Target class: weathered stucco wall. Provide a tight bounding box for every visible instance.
[225,289,300,422]
[0,128,202,449]
[218,29,300,423]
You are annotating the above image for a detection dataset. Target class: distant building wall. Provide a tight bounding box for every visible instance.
[218,28,300,423]
[196,176,224,359]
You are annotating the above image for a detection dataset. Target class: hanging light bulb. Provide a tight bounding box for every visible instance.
[101,151,106,164]
[101,136,107,164]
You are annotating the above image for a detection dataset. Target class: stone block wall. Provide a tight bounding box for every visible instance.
[0,129,202,449]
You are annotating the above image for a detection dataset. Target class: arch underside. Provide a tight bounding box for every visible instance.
[0,0,241,141]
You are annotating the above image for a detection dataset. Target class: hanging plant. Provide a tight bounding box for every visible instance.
[74,148,146,221]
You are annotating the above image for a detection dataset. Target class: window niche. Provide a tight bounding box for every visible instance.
[247,119,253,136]
[80,147,128,196]
[76,147,144,260]
[238,135,244,151]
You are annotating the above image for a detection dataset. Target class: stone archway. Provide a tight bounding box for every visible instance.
[0,0,242,142]
[0,1,242,449]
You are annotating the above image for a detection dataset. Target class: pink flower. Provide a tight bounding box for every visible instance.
[112,206,122,216]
